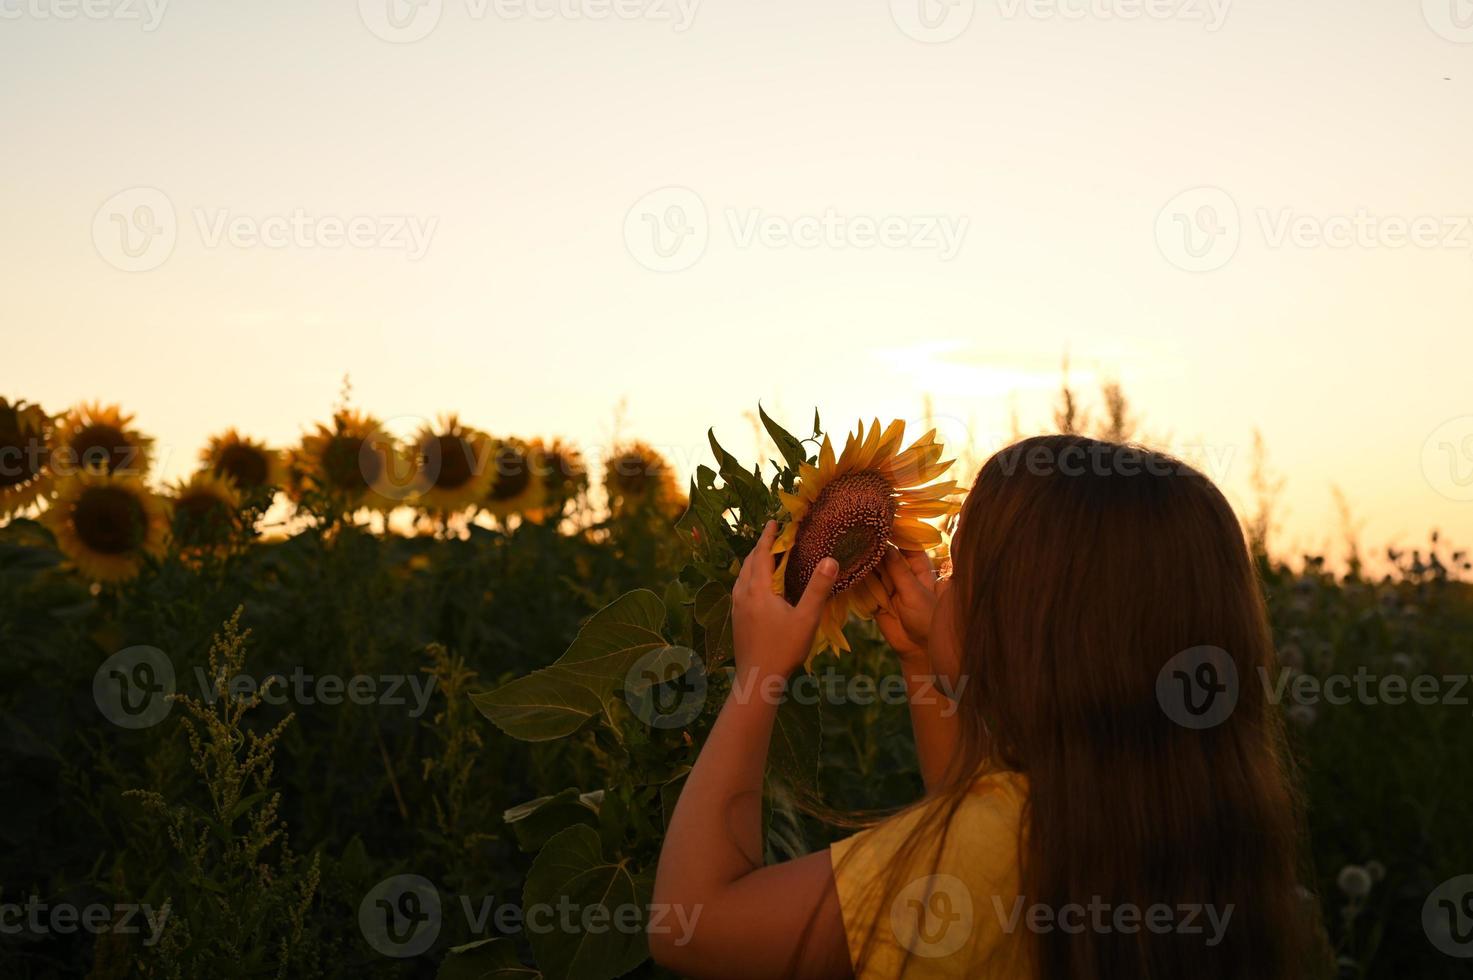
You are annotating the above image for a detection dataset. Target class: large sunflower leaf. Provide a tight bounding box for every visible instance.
[523,825,652,980]
[472,590,668,741]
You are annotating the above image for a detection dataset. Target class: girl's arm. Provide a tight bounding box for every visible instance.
[650,522,852,980]
[875,547,961,794]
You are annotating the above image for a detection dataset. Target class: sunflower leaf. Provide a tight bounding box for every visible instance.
[676,469,736,570]
[758,404,809,473]
[504,788,601,853]
[523,825,652,980]
[707,429,771,530]
[471,590,668,742]
[692,581,734,667]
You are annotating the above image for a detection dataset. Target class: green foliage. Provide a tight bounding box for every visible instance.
[1,408,1470,979]
[122,610,321,979]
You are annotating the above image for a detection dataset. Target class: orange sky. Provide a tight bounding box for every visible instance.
[3,1,1471,562]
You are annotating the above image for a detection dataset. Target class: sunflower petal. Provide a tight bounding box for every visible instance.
[891,517,944,548]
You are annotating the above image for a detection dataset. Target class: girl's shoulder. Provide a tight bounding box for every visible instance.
[827,770,1032,978]
[835,768,1028,873]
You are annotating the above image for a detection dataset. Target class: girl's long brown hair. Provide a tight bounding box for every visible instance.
[848,434,1320,979]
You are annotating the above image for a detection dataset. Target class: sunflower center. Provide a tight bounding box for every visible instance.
[429,435,474,490]
[489,447,530,501]
[323,436,379,492]
[783,470,895,604]
[73,486,146,555]
[0,425,45,489]
[72,424,132,474]
[216,444,269,488]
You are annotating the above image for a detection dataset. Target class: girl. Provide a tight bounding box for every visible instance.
[651,434,1314,979]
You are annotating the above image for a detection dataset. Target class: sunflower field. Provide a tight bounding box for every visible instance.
[1,395,1471,979]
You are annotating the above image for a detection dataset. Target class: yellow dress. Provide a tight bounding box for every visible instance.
[829,771,1034,978]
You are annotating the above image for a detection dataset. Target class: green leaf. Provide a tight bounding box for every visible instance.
[707,429,772,528]
[472,590,669,741]
[692,582,733,667]
[523,825,652,980]
[437,938,540,980]
[503,788,601,853]
[676,467,736,570]
[758,403,810,472]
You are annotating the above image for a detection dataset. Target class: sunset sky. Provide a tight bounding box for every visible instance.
[4,0,1471,559]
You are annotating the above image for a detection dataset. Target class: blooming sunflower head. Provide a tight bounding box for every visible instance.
[604,442,683,519]
[773,419,959,658]
[55,402,153,478]
[42,469,170,583]
[294,409,402,513]
[411,414,495,514]
[527,438,588,523]
[202,429,285,494]
[484,437,546,520]
[0,397,53,518]
[169,471,242,551]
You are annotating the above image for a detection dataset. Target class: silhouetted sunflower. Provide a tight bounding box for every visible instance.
[294,409,402,512]
[0,397,53,517]
[483,437,546,520]
[54,403,153,477]
[202,429,285,493]
[527,438,588,523]
[168,471,242,551]
[773,419,958,657]
[604,442,683,518]
[410,415,495,513]
[42,470,169,582]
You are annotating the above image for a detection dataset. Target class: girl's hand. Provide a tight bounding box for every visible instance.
[732,520,837,681]
[874,546,942,665]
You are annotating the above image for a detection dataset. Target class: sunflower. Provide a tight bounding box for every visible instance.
[201,429,286,493]
[54,403,153,478]
[293,409,403,512]
[168,471,242,551]
[772,419,959,658]
[527,438,588,523]
[0,397,53,517]
[409,415,495,513]
[604,442,683,519]
[42,469,169,583]
[483,437,546,520]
